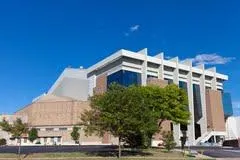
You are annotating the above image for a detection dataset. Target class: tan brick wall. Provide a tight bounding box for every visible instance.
[94,73,107,95]
[14,95,108,144]
[15,100,90,126]
[206,89,225,132]
[147,77,168,88]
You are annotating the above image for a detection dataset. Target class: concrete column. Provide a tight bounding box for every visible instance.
[197,64,208,136]
[182,59,195,145]
[138,48,148,86]
[154,52,164,80]
[170,57,181,146]
[207,67,217,90]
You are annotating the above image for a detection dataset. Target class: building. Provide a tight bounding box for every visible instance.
[1,48,232,146]
[1,69,117,146]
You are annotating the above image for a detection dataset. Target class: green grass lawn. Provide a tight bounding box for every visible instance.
[0,149,212,160]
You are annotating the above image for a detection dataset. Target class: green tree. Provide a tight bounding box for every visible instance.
[0,138,6,146]
[0,118,28,156]
[71,126,80,144]
[28,128,38,143]
[81,84,134,158]
[80,83,190,158]
[162,131,176,151]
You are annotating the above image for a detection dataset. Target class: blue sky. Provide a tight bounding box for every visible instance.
[0,0,239,114]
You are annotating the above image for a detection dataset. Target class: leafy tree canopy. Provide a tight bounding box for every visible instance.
[0,118,28,138]
[80,83,190,148]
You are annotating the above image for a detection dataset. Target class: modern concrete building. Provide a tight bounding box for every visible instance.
[86,48,230,146]
[1,48,232,146]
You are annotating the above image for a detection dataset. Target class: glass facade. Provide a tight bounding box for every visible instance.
[193,84,202,122]
[222,92,233,117]
[179,81,188,93]
[179,81,189,111]
[107,70,141,87]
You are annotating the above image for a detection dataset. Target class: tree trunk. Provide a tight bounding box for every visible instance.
[18,137,21,159]
[118,137,121,158]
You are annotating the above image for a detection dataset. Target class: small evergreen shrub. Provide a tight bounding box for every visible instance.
[0,138,6,146]
[162,131,176,151]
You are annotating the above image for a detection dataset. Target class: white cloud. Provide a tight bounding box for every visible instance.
[130,25,140,32]
[124,24,140,36]
[190,53,235,65]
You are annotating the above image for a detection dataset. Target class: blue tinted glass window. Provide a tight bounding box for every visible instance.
[222,92,233,117]
[107,70,141,87]
[179,81,188,93]
[193,84,202,122]
[179,81,189,111]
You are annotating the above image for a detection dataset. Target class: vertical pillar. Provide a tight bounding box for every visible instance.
[207,67,217,90]
[182,59,195,145]
[170,57,181,146]
[197,64,208,136]
[138,48,148,86]
[154,52,164,80]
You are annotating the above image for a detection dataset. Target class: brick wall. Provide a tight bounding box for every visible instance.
[206,89,225,131]
[94,73,107,95]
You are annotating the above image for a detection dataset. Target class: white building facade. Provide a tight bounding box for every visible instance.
[86,49,229,146]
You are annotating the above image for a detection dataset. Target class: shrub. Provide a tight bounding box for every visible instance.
[162,131,176,151]
[28,128,38,142]
[0,138,6,146]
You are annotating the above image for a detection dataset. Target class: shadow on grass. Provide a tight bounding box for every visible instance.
[85,149,153,157]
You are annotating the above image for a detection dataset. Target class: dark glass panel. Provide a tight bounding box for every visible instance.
[193,84,202,122]
[222,92,233,117]
[107,70,141,87]
[179,81,189,111]
[195,123,201,140]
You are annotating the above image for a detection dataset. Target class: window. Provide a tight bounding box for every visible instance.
[147,75,158,78]
[59,128,67,131]
[57,137,61,143]
[23,138,27,143]
[44,137,47,143]
[205,86,211,90]
[193,84,202,122]
[46,128,54,131]
[107,70,141,87]
[222,92,233,117]
[179,81,189,111]
[179,81,188,93]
